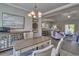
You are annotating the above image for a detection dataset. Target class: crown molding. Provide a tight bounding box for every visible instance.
[43,3,79,16]
[5,3,29,11]
[5,3,79,17]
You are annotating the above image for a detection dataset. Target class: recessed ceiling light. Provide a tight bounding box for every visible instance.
[67,15,71,18]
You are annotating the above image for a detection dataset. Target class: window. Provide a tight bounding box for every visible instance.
[65,24,75,35]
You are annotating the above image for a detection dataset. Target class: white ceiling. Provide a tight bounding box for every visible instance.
[7,3,68,13]
[45,4,79,21]
[5,3,79,22]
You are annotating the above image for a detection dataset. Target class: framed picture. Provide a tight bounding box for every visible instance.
[2,12,25,29]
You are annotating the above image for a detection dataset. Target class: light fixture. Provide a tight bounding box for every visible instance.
[67,15,71,18]
[28,5,42,20]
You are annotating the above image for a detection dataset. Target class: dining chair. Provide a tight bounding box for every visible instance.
[51,38,64,56]
[32,45,54,56]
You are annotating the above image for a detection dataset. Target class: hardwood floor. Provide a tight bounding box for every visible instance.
[51,37,79,56]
